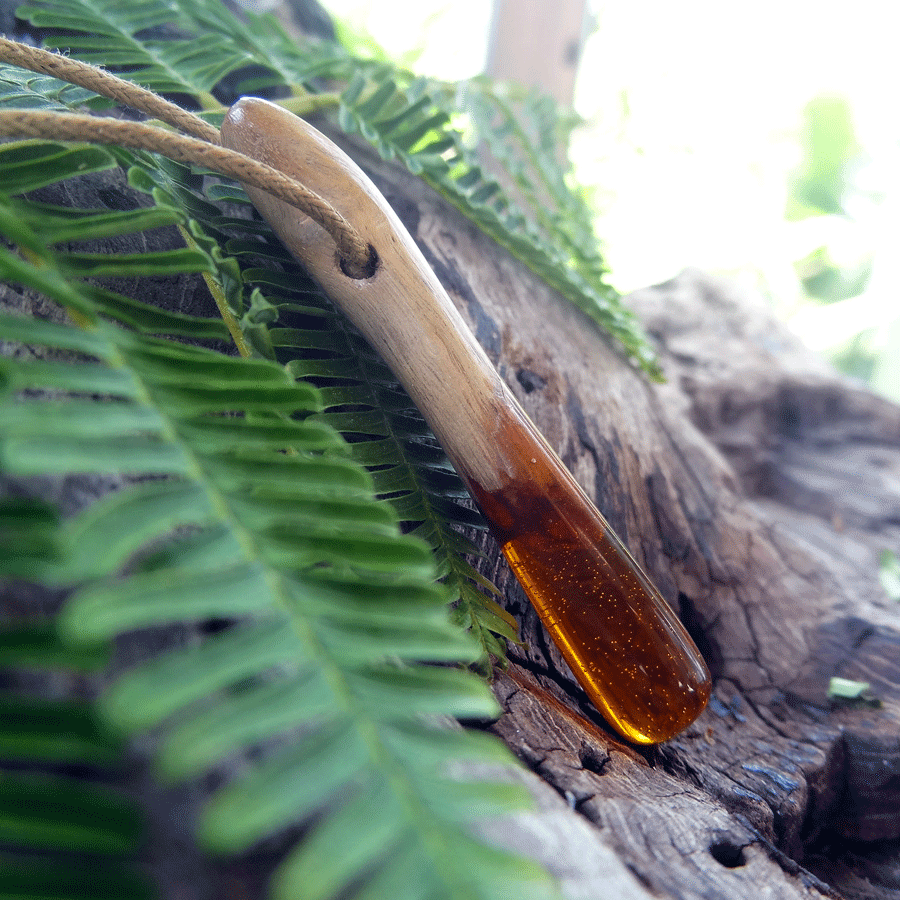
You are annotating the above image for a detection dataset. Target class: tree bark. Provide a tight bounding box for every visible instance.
[4,129,900,900]
[6,131,900,900]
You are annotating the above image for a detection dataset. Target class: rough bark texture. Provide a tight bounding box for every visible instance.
[4,137,900,900]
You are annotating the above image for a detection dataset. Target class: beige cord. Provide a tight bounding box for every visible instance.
[0,38,373,274]
[0,108,373,274]
[0,37,220,143]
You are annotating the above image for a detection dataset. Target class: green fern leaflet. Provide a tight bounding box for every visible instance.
[0,615,154,900]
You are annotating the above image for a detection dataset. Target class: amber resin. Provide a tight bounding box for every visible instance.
[462,405,711,745]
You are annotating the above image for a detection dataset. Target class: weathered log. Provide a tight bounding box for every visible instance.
[347,139,900,897]
[5,130,900,900]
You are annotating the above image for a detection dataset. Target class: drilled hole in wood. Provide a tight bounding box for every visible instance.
[340,243,379,280]
[709,840,747,868]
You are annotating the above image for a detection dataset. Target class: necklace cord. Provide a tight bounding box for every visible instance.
[0,37,372,275]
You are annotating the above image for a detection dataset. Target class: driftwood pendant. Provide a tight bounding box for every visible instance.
[220,98,711,744]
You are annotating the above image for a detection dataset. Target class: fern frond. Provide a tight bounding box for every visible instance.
[124,141,518,660]
[7,0,660,640]
[458,78,609,287]
[0,126,508,659]
[0,625,155,899]
[17,0,659,376]
[15,0,344,105]
[256,252,518,658]
[0,60,109,111]
[17,0,255,102]
[0,5,632,889]
[163,0,349,93]
[0,160,557,900]
[0,139,116,193]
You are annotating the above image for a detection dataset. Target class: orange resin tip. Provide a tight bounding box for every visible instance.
[220,97,711,743]
[466,406,711,744]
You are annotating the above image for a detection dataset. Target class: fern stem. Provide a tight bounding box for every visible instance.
[278,92,342,118]
[176,224,252,358]
[193,91,223,114]
[485,90,569,209]
[101,319,472,894]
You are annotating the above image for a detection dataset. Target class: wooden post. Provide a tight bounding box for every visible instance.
[486,0,589,106]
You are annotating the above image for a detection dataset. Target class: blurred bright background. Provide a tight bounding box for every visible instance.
[320,0,900,400]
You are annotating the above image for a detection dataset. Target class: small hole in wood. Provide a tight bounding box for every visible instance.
[709,840,747,868]
[516,368,548,394]
[340,243,379,279]
[578,743,610,776]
